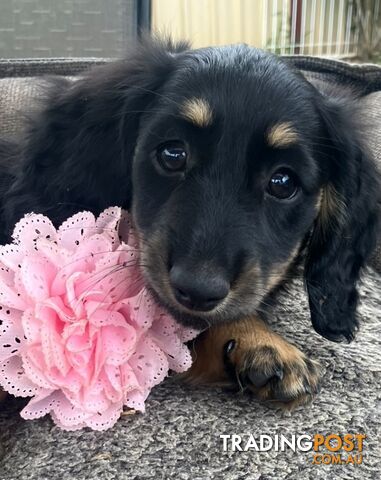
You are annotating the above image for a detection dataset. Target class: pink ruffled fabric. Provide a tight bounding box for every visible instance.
[0,207,197,430]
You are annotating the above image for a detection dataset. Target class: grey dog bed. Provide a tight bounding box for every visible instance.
[0,56,380,480]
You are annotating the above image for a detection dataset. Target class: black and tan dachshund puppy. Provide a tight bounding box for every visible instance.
[0,38,379,406]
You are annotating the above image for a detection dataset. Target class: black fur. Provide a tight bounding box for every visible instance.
[0,39,188,237]
[305,95,380,342]
[0,38,379,341]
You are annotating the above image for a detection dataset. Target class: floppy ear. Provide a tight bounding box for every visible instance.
[305,93,380,342]
[4,38,188,232]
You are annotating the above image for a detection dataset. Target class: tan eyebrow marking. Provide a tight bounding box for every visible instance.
[181,98,213,127]
[267,122,298,148]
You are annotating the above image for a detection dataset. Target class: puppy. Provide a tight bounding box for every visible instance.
[0,38,379,406]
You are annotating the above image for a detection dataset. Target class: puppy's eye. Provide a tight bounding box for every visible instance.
[157,142,187,173]
[267,169,298,199]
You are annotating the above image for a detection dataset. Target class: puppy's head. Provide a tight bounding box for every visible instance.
[41,39,379,340]
[120,41,380,338]
[132,43,322,330]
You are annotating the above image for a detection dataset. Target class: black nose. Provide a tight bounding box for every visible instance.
[169,264,229,311]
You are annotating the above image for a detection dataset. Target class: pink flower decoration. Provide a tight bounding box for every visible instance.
[0,208,197,430]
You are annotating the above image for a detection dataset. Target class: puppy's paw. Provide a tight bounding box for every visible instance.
[182,315,321,409]
[224,337,321,408]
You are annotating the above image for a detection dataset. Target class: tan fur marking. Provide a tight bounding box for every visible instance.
[267,122,298,148]
[320,184,346,223]
[181,98,213,127]
[316,189,323,210]
[317,184,347,235]
[265,242,301,291]
[266,264,287,291]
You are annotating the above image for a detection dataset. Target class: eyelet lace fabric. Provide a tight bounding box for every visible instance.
[0,207,198,431]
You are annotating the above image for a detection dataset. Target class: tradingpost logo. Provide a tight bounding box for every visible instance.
[220,433,366,465]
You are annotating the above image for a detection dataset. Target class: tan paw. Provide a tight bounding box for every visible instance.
[183,315,321,408]
[224,336,321,408]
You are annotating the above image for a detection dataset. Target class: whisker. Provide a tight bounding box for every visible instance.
[71,262,149,321]
[50,248,141,272]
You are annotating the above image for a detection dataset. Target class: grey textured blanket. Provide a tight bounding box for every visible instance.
[1,270,380,480]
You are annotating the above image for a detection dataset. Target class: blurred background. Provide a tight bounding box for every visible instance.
[0,0,380,62]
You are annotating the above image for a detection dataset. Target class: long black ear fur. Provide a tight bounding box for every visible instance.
[305,92,380,342]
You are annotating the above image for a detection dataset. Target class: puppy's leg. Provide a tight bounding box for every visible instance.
[184,316,321,407]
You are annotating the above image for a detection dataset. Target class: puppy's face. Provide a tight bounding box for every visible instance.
[131,46,325,329]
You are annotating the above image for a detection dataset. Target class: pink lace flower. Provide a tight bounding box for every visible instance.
[0,207,197,430]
